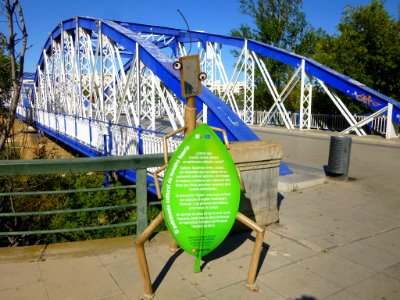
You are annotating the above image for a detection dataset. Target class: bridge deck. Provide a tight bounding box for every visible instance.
[1,130,399,299]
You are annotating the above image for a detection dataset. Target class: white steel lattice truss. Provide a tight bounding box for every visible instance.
[35,24,186,133]
[299,60,313,130]
[25,18,399,150]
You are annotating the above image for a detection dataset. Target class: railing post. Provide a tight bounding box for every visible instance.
[108,120,113,155]
[138,125,143,155]
[366,113,372,134]
[89,117,92,147]
[328,114,333,131]
[103,134,109,187]
[55,113,59,134]
[136,167,148,235]
[74,114,78,141]
[386,103,397,139]
[64,113,67,135]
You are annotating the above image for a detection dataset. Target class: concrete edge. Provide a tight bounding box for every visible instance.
[278,163,326,192]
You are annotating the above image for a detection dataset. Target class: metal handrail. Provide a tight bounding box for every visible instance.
[0,154,165,237]
[254,110,389,134]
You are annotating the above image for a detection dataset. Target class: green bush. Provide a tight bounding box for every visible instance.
[0,171,163,246]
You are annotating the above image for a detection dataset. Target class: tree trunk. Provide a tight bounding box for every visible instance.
[0,0,27,151]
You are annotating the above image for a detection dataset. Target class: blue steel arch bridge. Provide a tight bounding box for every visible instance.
[15,17,400,186]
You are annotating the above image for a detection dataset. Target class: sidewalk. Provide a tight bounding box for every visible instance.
[1,129,399,299]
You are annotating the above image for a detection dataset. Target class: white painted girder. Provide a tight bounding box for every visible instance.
[32,20,393,148]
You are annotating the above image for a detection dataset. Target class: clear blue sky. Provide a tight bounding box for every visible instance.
[1,0,398,73]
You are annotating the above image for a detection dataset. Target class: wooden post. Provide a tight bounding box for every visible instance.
[236,212,266,292]
[135,212,165,299]
[168,96,197,252]
[184,96,196,137]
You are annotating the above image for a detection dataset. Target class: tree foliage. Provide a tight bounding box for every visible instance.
[231,0,322,110]
[0,168,162,246]
[312,0,400,114]
[233,0,400,113]
[235,0,308,49]
[315,0,400,101]
[0,33,12,104]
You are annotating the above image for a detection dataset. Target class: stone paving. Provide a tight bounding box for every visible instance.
[1,127,399,300]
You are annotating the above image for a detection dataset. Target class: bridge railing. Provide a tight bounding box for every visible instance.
[254,110,389,135]
[17,107,182,165]
[0,154,165,238]
[18,104,390,140]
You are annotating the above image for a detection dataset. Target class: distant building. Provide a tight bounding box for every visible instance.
[206,80,245,95]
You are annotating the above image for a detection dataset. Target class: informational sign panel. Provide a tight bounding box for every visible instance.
[162,124,240,272]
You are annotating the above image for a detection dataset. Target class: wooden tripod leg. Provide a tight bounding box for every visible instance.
[169,238,179,252]
[135,212,165,299]
[236,212,266,292]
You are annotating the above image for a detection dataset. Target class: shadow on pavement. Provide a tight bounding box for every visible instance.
[295,296,318,300]
[152,230,271,291]
[278,192,285,210]
[152,248,184,291]
[202,231,270,277]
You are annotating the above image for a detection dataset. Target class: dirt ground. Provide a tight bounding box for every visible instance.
[5,119,74,159]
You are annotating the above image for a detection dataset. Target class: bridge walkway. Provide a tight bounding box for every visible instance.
[0,130,399,299]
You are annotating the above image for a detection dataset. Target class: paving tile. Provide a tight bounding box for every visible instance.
[105,252,182,299]
[230,249,292,275]
[0,281,48,300]
[270,240,318,263]
[346,273,400,300]
[152,246,230,277]
[0,262,42,290]
[299,212,393,243]
[296,215,346,237]
[39,256,102,272]
[212,235,258,261]
[263,230,288,247]
[298,252,374,287]
[206,280,286,300]
[258,263,341,299]
[153,248,199,274]
[298,233,350,252]
[98,248,135,266]
[361,227,400,257]
[39,257,121,299]
[382,262,400,281]
[268,220,327,240]
[351,199,400,219]
[335,210,400,239]
[331,240,399,272]
[103,293,129,300]
[184,260,246,295]
[152,275,203,300]
[324,289,364,300]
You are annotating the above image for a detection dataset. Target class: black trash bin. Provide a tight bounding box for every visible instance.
[327,135,352,179]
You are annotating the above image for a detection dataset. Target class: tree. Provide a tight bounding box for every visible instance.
[0,0,27,151]
[315,0,400,110]
[234,0,308,49]
[0,33,12,104]
[231,0,320,110]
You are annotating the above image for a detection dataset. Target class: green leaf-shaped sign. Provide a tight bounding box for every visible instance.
[162,124,240,272]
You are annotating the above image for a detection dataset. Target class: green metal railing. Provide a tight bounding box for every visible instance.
[0,154,165,237]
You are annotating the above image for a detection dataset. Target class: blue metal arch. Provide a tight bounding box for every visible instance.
[35,17,259,143]
[113,20,400,124]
